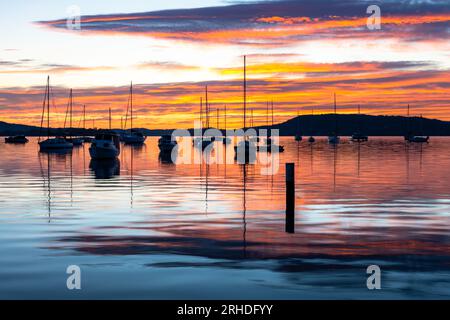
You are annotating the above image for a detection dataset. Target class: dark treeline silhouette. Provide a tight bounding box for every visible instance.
[2,114,450,137]
[268,114,450,136]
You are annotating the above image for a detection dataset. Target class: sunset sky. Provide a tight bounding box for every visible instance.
[0,0,449,129]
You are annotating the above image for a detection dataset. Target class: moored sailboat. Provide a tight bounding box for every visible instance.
[38,76,73,151]
[294,107,302,141]
[64,89,83,146]
[351,105,368,142]
[5,135,28,144]
[234,55,257,161]
[89,132,121,159]
[122,82,146,145]
[328,93,340,144]
[404,105,429,143]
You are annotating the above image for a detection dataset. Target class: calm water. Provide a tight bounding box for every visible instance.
[0,137,449,299]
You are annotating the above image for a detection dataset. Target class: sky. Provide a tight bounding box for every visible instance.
[0,0,449,129]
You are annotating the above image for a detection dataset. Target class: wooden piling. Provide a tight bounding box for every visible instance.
[285,163,295,233]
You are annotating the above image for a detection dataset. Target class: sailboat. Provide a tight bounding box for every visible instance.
[234,55,257,161]
[257,100,284,152]
[404,105,429,143]
[122,82,146,145]
[328,93,340,144]
[223,105,231,145]
[200,85,215,149]
[5,135,28,144]
[294,108,302,141]
[89,106,120,159]
[351,104,368,142]
[64,89,83,146]
[308,107,315,143]
[38,76,74,151]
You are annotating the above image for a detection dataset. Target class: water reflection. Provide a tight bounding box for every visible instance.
[89,159,120,179]
[0,137,450,299]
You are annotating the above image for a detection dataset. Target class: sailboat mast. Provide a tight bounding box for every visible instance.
[243,55,246,129]
[224,104,227,130]
[334,93,338,134]
[69,89,73,138]
[205,85,209,128]
[47,76,50,138]
[109,107,112,130]
[217,108,219,129]
[271,100,274,126]
[130,82,133,132]
[200,97,203,128]
[83,105,86,130]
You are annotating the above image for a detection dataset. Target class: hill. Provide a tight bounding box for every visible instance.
[1,114,450,137]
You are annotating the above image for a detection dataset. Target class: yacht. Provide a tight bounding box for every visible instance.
[405,135,429,143]
[234,56,258,162]
[5,135,28,144]
[328,135,340,144]
[89,132,121,159]
[158,134,177,152]
[328,93,340,144]
[351,132,368,142]
[122,82,146,145]
[405,109,429,143]
[38,76,73,152]
[39,137,73,150]
[351,105,368,142]
[123,130,146,144]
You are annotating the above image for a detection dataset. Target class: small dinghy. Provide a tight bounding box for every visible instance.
[351,132,368,142]
[405,135,429,143]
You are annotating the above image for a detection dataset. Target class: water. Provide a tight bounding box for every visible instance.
[0,137,449,299]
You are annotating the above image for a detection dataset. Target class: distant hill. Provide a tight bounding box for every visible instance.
[268,114,450,136]
[2,114,450,137]
[0,121,171,137]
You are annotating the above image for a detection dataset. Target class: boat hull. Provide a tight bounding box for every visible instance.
[5,136,29,144]
[89,146,119,159]
[122,135,146,144]
[39,138,73,151]
[66,138,84,146]
[351,136,368,142]
[406,136,429,143]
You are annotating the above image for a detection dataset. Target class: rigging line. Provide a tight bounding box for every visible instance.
[124,89,131,130]
[63,91,70,129]
[38,79,47,142]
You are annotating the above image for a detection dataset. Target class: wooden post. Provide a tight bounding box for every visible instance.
[285,163,295,233]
